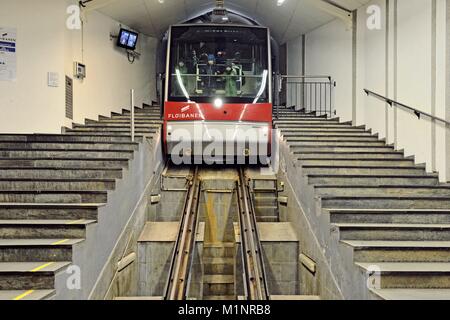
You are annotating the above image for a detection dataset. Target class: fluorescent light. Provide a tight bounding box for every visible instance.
[175,69,191,102]
[253,70,269,104]
[277,0,286,6]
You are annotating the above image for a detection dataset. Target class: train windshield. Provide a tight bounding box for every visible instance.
[168,25,270,104]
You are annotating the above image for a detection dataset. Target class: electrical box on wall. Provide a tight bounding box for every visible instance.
[73,62,86,80]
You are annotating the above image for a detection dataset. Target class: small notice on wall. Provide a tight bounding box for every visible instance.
[0,27,17,81]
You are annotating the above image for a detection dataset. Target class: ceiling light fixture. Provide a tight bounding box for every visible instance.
[277,0,286,6]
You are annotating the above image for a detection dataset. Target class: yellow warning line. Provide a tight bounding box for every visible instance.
[51,239,69,245]
[13,290,34,301]
[66,219,85,225]
[30,262,54,272]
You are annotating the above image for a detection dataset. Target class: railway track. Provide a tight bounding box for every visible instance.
[163,167,270,300]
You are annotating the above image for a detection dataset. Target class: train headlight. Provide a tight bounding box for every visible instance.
[213,98,223,109]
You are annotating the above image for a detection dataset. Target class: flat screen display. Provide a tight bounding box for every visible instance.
[117,28,139,51]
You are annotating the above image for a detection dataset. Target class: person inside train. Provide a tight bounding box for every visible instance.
[224,62,238,97]
[198,54,219,94]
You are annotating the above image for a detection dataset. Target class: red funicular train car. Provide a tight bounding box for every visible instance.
[163,24,272,164]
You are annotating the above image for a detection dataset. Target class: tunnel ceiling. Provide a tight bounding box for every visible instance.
[94,0,371,43]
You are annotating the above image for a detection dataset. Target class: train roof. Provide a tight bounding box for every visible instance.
[170,23,269,30]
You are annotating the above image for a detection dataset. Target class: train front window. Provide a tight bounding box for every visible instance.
[168,25,269,104]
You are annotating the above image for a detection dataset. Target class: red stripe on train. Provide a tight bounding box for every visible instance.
[164,102,273,122]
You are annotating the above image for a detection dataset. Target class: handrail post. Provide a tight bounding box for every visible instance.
[130,89,135,142]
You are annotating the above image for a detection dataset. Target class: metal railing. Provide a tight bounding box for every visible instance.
[364,89,450,126]
[130,89,135,142]
[274,75,335,118]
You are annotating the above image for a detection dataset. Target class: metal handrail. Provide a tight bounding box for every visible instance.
[364,89,450,126]
[130,89,135,142]
[281,75,332,81]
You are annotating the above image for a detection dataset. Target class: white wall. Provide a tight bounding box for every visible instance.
[356,0,387,138]
[396,0,433,170]
[286,36,303,109]
[304,19,353,122]
[0,0,157,134]
[287,0,449,181]
[0,0,66,134]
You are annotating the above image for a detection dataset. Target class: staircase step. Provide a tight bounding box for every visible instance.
[0,220,95,239]
[329,209,450,224]
[0,203,102,220]
[322,196,450,209]
[303,166,426,176]
[254,206,278,219]
[356,262,450,289]
[0,289,55,300]
[0,190,107,203]
[0,179,115,191]
[342,240,450,262]
[336,223,450,241]
[0,261,70,290]
[257,216,279,222]
[278,126,367,132]
[203,295,236,300]
[290,141,388,147]
[0,150,134,159]
[0,142,138,151]
[370,288,450,300]
[275,120,350,126]
[122,108,161,115]
[0,168,123,179]
[203,243,235,258]
[316,186,450,197]
[0,158,129,169]
[297,152,404,160]
[286,136,380,142]
[292,146,395,153]
[300,159,414,167]
[270,295,321,300]
[0,134,142,143]
[74,123,161,129]
[281,130,374,137]
[275,120,341,125]
[308,175,438,186]
[0,238,83,262]
[63,130,156,137]
[203,275,235,296]
[203,257,234,275]
[254,196,278,206]
[109,115,162,120]
[87,119,162,125]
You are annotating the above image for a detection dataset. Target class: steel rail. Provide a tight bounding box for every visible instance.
[165,166,200,300]
[237,168,268,300]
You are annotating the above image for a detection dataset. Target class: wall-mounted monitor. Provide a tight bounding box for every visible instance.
[117,28,139,51]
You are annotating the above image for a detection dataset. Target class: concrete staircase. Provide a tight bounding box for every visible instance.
[202,242,236,300]
[0,105,161,300]
[250,175,280,223]
[274,106,450,300]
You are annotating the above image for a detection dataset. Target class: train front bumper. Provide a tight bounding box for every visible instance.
[165,121,272,163]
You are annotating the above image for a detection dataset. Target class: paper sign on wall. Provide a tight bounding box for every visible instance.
[0,27,17,81]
